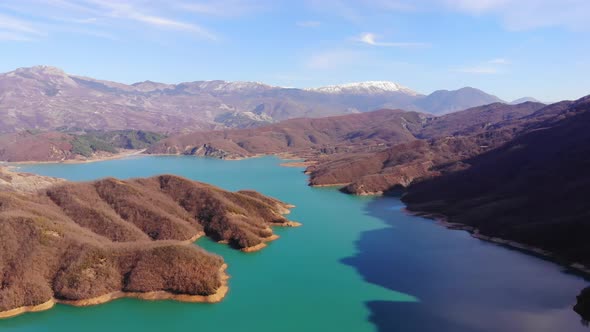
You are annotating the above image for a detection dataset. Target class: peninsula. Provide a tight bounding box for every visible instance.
[0,170,297,318]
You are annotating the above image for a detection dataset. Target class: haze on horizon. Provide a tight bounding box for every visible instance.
[0,0,589,102]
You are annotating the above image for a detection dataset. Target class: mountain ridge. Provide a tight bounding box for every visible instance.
[0,65,507,134]
[304,81,420,96]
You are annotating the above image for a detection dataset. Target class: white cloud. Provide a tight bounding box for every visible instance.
[84,1,217,39]
[354,32,428,48]
[297,21,321,28]
[378,0,590,30]
[0,13,45,42]
[175,0,267,17]
[0,0,219,41]
[313,0,590,30]
[444,0,510,13]
[445,0,590,30]
[0,14,43,35]
[132,13,215,37]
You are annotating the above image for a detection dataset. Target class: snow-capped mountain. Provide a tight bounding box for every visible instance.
[0,65,507,133]
[306,81,420,96]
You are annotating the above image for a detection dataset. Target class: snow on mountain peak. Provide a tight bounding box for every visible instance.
[305,81,418,95]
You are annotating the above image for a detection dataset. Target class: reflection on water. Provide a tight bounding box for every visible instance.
[343,197,590,332]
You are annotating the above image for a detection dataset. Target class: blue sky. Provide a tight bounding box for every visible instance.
[0,0,589,101]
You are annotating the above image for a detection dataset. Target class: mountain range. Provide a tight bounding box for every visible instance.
[1,63,589,320]
[146,101,546,162]
[0,66,522,134]
[150,94,590,270]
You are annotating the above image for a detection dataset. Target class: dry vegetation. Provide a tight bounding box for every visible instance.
[0,174,294,315]
[305,100,576,194]
[147,109,425,159]
[147,102,548,196]
[403,96,590,266]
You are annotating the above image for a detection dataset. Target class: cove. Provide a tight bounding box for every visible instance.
[2,155,588,332]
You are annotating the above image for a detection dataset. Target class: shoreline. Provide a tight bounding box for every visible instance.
[59,263,229,306]
[277,221,302,227]
[309,182,351,188]
[183,231,205,244]
[241,234,281,253]
[3,151,318,168]
[240,220,302,253]
[404,209,590,278]
[0,299,56,319]
[0,264,229,320]
[4,149,146,166]
[279,161,317,168]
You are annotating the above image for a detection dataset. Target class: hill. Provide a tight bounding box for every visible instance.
[306,100,568,194]
[146,101,546,196]
[403,96,590,266]
[147,109,427,158]
[0,173,297,318]
[413,87,504,114]
[0,129,165,162]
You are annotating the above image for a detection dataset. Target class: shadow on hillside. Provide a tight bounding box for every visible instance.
[341,196,589,332]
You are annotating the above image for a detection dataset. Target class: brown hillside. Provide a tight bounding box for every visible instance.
[0,167,64,192]
[0,174,295,317]
[403,96,590,266]
[0,131,75,162]
[147,109,426,158]
[306,100,572,194]
[148,102,545,166]
[417,101,545,138]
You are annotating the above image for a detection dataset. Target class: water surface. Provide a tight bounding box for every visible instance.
[3,156,588,332]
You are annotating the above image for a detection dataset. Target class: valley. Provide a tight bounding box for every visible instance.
[2,1,589,330]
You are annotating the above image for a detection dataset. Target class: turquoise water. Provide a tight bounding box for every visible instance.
[3,156,588,332]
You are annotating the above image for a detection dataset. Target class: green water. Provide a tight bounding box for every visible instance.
[3,156,588,332]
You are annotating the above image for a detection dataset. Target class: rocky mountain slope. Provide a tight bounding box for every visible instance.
[0,129,165,162]
[0,66,505,134]
[0,173,296,318]
[403,96,590,266]
[147,109,427,158]
[148,101,546,180]
[306,99,574,194]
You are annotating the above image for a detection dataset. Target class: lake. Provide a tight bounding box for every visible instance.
[2,155,588,332]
